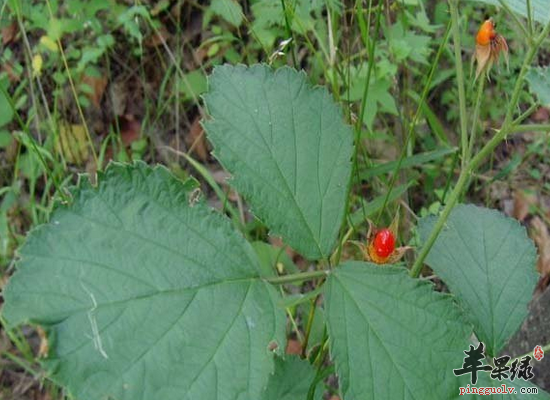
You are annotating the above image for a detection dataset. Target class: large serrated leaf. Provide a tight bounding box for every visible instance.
[2,162,286,400]
[419,204,538,357]
[325,262,472,400]
[262,356,323,400]
[203,64,353,260]
[526,66,550,107]
[468,0,550,23]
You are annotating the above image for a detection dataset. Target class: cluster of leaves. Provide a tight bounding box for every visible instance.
[2,65,547,400]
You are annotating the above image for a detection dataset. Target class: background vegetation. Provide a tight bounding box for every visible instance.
[0,0,549,398]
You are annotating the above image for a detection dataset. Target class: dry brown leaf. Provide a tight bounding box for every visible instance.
[1,22,17,45]
[55,123,90,165]
[82,75,108,108]
[513,191,533,222]
[3,61,21,83]
[185,117,208,161]
[532,107,550,123]
[513,190,538,222]
[37,327,49,358]
[531,217,550,276]
[119,114,141,146]
[285,339,302,355]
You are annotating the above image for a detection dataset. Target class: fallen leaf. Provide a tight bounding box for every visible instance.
[145,25,171,47]
[111,80,128,116]
[513,191,532,222]
[532,107,550,123]
[531,217,550,277]
[285,339,302,355]
[185,117,208,161]
[1,22,17,45]
[2,62,20,83]
[119,114,141,146]
[37,326,49,358]
[82,75,108,108]
[55,123,90,165]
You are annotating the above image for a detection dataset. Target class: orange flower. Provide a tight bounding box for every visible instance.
[474,18,509,80]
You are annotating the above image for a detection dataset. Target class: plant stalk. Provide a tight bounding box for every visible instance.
[410,16,550,278]
[467,77,485,161]
[449,0,468,168]
[265,270,330,285]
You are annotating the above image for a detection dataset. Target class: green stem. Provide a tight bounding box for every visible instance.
[526,0,534,36]
[410,17,550,278]
[280,0,298,66]
[410,171,469,277]
[513,103,538,125]
[265,270,330,285]
[0,79,68,202]
[507,343,550,366]
[449,0,468,168]
[376,20,451,222]
[498,0,531,43]
[510,124,550,134]
[301,295,319,358]
[467,78,485,161]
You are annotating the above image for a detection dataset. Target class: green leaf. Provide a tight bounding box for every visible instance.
[251,241,298,278]
[419,204,538,357]
[204,65,353,260]
[210,0,243,27]
[0,83,14,128]
[360,147,458,180]
[526,66,550,107]
[263,357,323,400]
[325,262,472,400]
[179,70,207,101]
[2,162,286,400]
[468,0,550,23]
[350,182,414,226]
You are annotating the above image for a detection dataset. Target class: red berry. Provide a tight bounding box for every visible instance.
[373,229,395,258]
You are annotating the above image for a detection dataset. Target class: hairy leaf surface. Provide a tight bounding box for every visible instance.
[325,262,472,400]
[419,204,538,356]
[3,162,285,400]
[204,64,353,260]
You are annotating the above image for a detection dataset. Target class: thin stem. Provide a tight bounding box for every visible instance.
[507,343,550,366]
[376,19,452,222]
[44,0,98,167]
[0,82,68,202]
[301,295,320,358]
[357,0,382,130]
[265,270,330,285]
[510,124,550,134]
[526,0,534,36]
[449,0,468,168]
[513,103,538,125]
[498,0,531,43]
[467,78,485,160]
[410,171,469,277]
[280,0,298,66]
